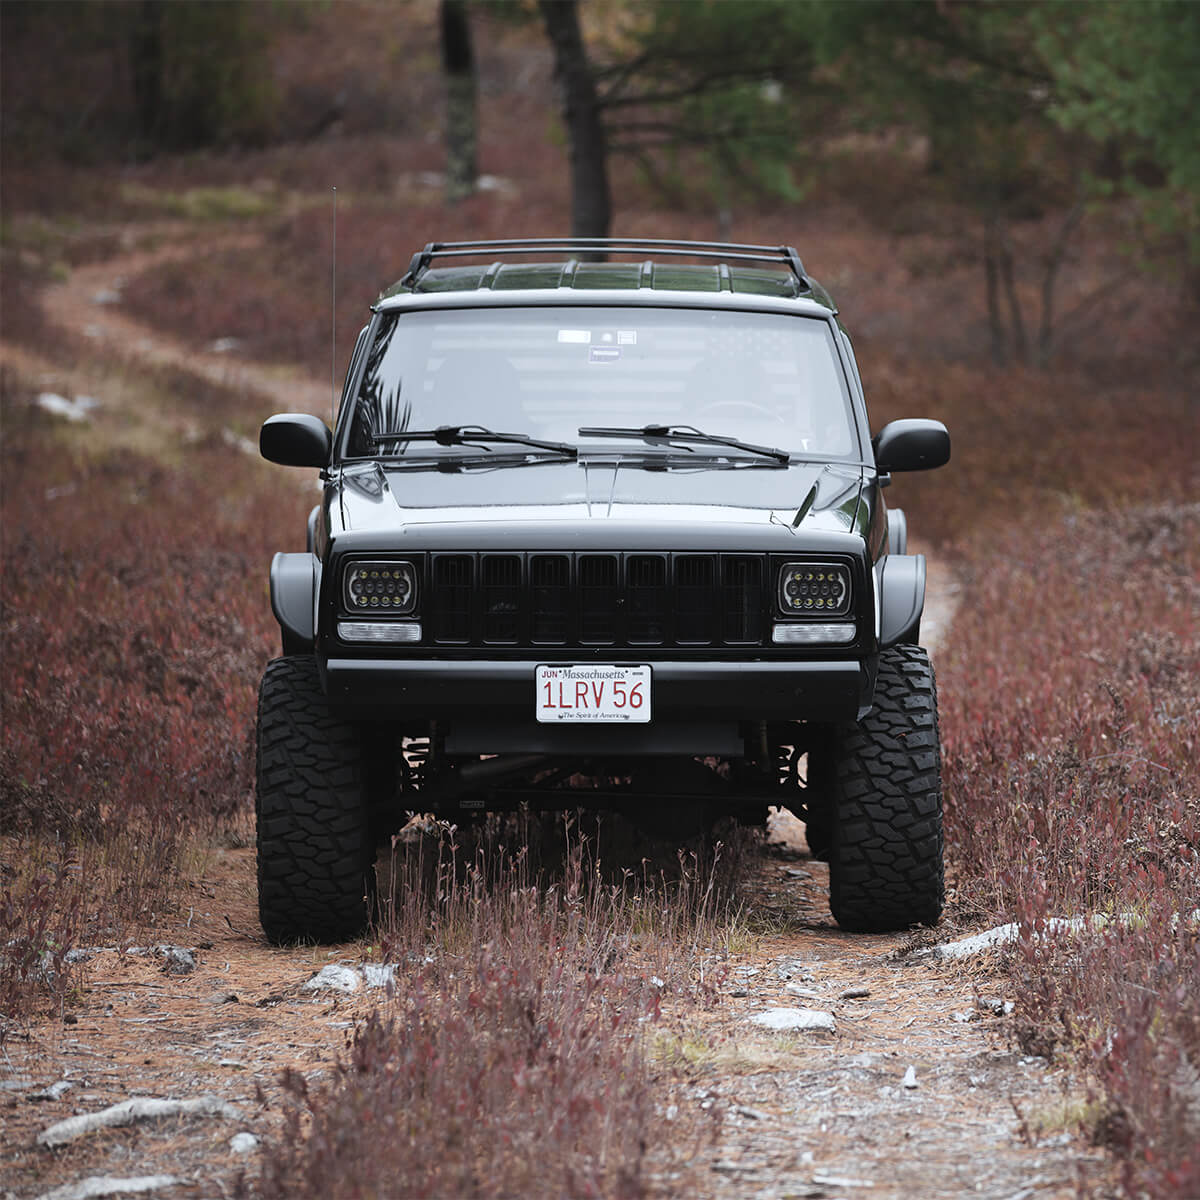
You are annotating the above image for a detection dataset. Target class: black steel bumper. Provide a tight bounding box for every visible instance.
[322,657,871,738]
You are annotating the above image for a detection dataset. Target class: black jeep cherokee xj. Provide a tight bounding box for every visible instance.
[255,237,950,944]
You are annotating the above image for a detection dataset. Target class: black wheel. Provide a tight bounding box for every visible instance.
[828,645,944,932]
[256,656,374,944]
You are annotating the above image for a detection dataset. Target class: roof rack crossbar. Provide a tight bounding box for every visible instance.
[401,237,810,290]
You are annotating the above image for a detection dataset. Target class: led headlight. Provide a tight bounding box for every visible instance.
[343,561,417,615]
[778,562,851,616]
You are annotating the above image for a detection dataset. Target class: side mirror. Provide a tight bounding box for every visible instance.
[260,414,333,468]
[873,419,950,473]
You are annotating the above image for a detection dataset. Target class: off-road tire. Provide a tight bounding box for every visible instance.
[828,645,943,932]
[256,656,374,944]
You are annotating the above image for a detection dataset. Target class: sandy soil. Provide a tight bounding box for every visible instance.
[0,233,1107,1200]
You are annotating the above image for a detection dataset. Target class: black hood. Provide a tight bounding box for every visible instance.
[336,458,866,540]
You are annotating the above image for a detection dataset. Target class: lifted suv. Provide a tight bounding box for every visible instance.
[255,238,950,944]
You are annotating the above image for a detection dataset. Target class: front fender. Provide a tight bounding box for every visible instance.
[270,552,320,649]
[876,553,925,648]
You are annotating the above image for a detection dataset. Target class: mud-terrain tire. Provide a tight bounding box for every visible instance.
[256,656,374,944]
[828,645,943,932]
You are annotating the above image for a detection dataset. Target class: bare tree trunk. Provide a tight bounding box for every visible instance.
[1036,201,1084,367]
[441,0,477,205]
[997,220,1028,366]
[130,0,166,142]
[984,215,1007,366]
[539,0,611,247]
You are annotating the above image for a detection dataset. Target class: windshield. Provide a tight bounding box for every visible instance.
[343,307,858,461]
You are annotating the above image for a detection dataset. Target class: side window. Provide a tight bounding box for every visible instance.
[346,317,403,457]
[336,325,370,424]
[837,328,869,449]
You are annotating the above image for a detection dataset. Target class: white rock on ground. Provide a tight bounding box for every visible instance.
[362,963,396,989]
[35,393,100,423]
[35,1175,183,1200]
[230,1132,260,1154]
[37,1097,243,1148]
[304,962,398,992]
[749,1007,836,1033]
[922,909,1200,962]
[302,964,362,994]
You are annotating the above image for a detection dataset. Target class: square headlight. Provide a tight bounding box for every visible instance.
[778,562,851,616]
[343,560,417,615]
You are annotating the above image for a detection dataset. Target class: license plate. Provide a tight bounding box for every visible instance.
[535,664,651,723]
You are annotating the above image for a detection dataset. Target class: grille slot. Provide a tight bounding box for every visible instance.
[481,555,521,644]
[722,556,764,644]
[530,555,570,644]
[427,553,770,647]
[627,555,668,644]
[579,555,619,644]
[676,555,717,644]
[431,555,473,643]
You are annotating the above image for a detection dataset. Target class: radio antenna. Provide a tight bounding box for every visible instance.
[331,186,338,426]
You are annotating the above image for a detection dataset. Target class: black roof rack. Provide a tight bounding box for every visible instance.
[401,237,811,292]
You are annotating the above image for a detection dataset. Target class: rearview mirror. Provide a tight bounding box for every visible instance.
[260,414,333,468]
[873,419,950,473]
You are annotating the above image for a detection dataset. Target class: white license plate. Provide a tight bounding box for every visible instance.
[535,664,652,723]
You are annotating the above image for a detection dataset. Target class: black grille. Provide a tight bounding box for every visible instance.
[427,553,769,647]
[430,555,473,643]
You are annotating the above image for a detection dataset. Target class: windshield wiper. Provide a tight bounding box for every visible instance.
[578,423,790,464]
[368,425,577,459]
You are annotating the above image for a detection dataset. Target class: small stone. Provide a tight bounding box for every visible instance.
[734,1105,770,1121]
[30,1081,73,1102]
[902,1066,918,1089]
[729,988,749,998]
[785,983,824,1000]
[812,1172,874,1189]
[154,945,196,975]
[749,1007,835,1033]
[230,1132,259,1154]
[302,964,361,994]
[35,393,99,423]
[840,987,871,1000]
[362,964,396,989]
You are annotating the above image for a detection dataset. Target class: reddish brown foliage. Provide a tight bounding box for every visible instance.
[0,380,307,1019]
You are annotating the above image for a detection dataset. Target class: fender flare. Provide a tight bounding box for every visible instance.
[887,507,908,556]
[306,505,320,554]
[876,553,925,648]
[270,552,320,649]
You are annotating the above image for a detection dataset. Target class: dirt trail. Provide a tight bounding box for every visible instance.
[0,236,1103,1199]
[38,231,331,419]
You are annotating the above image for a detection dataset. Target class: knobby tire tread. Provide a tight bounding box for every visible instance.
[829,644,944,932]
[256,656,373,944]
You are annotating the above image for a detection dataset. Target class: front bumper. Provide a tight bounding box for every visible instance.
[321,656,872,744]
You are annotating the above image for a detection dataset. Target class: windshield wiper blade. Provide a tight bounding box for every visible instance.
[578,423,789,464]
[369,425,577,458]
